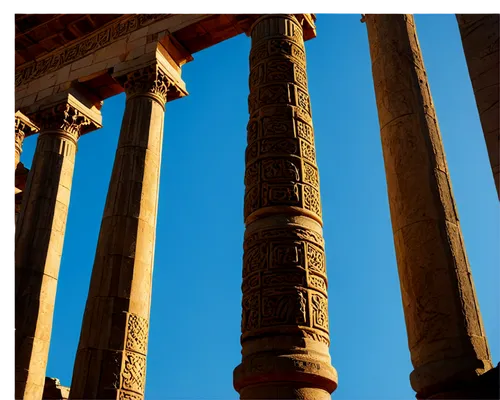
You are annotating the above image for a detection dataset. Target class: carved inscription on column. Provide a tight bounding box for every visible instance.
[244,16,321,224]
[242,224,330,345]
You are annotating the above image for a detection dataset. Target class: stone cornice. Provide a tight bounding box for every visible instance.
[15,14,169,88]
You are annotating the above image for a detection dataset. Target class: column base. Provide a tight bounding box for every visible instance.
[234,350,338,399]
[416,363,499,399]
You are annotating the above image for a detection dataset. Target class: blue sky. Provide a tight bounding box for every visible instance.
[18,14,499,400]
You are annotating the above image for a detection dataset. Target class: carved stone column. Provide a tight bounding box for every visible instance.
[364,14,493,398]
[233,14,337,400]
[15,111,38,169]
[15,92,101,400]
[12,111,38,229]
[456,14,499,200]
[69,51,186,400]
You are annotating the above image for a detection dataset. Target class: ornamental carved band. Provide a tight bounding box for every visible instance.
[243,14,327,340]
[119,64,178,105]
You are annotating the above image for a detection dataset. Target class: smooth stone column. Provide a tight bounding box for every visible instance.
[364,14,493,398]
[233,14,337,400]
[69,55,186,400]
[15,93,101,400]
[456,14,499,200]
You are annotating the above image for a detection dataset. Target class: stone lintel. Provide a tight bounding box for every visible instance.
[24,87,103,137]
[113,42,188,102]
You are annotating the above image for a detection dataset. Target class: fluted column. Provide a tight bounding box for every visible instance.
[456,14,499,200]
[15,92,101,400]
[364,14,493,398]
[233,14,337,400]
[69,52,186,399]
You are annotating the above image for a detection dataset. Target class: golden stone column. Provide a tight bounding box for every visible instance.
[12,111,38,229]
[233,14,338,400]
[15,92,101,400]
[456,14,499,200]
[15,111,38,169]
[69,52,186,399]
[364,14,493,398]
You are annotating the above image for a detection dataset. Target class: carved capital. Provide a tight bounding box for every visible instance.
[118,63,180,105]
[15,111,38,150]
[26,89,103,142]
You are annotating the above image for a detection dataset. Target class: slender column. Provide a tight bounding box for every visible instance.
[15,111,38,170]
[456,14,499,200]
[11,111,38,229]
[364,14,493,398]
[69,55,185,399]
[233,14,337,399]
[15,93,101,400]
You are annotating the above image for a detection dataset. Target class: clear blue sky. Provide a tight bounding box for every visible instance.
[19,14,499,400]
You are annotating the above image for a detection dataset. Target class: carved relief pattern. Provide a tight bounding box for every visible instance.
[244,15,322,223]
[32,103,93,140]
[125,314,149,355]
[15,115,37,149]
[241,225,330,343]
[119,390,143,400]
[120,64,174,104]
[121,351,146,395]
[16,14,167,87]
[241,15,329,350]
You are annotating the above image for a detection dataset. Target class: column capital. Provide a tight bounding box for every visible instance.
[28,88,102,141]
[113,43,188,105]
[15,111,38,149]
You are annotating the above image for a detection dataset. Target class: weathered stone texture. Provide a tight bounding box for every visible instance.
[365,14,493,398]
[68,56,183,399]
[15,95,101,400]
[233,14,337,400]
[456,14,499,200]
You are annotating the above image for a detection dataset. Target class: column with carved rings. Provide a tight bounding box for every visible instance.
[11,111,38,227]
[233,14,338,400]
[69,50,187,400]
[15,92,102,400]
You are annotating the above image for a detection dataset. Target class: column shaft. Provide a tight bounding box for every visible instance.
[233,14,337,400]
[15,106,88,400]
[456,14,499,200]
[69,63,173,400]
[364,14,493,398]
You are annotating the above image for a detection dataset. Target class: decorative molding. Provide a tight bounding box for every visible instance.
[15,111,38,151]
[15,14,169,88]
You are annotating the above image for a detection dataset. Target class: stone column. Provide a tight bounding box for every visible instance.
[456,14,499,200]
[15,92,101,400]
[12,111,38,229]
[69,51,187,400]
[233,14,337,400]
[15,111,38,169]
[364,14,493,398]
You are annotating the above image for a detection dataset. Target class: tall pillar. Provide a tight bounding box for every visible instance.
[364,14,493,398]
[233,14,337,400]
[456,14,499,200]
[15,92,102,400]
[69,50,187,400]
[11,111,38,228]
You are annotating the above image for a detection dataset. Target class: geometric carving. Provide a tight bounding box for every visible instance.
[121,351,146,395]
[15,14,167,87]
[119,390,143,400]
[125,314,149,356]
[311,293,329,332]
[307,243,326,274]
